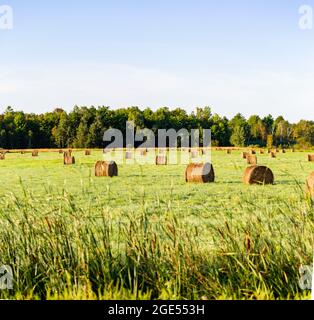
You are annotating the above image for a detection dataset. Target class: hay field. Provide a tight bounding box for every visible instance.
[0,150,313,300]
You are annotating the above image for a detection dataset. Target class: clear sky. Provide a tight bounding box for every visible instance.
[1,0,313,121]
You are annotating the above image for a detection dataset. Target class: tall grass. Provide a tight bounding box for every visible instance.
[0,151,313,299]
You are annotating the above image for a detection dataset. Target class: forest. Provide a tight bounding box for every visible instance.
[0,105,313,149]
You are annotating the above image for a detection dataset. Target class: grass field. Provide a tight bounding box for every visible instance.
[0,150,313,300]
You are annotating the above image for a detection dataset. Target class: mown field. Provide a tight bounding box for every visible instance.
[0,150,313,300]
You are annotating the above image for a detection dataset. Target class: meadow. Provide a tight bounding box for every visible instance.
[0,150,313,300]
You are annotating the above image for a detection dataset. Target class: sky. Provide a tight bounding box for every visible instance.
[0,0,314,122]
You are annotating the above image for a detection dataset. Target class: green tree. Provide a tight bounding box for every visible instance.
[230,126,246,147]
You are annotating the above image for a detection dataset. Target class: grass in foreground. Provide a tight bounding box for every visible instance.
[0,150,313,300]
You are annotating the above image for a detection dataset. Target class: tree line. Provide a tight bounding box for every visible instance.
[0,106,313,149]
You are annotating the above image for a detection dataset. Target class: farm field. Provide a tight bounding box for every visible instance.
[0,150,313,300]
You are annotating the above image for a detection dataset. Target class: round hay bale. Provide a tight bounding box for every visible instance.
[59,149,63,154]
[156,155,167,165]
[0,153,5,160]
[259,149,264,155]
[308,154,314,162]
[306,172,314,197]
[85,150,91,156]
[270,151,276,158]
[95,161,118,177]
[282,149,286,154]
[241,152,248,159]
[32,150,38,157]
[63,151,75,165]
[64,156,75,165]
[250,150,256,155]
[185,163,215,183]
[227,149,231,154]
[191,150,199,158]
[243,165,274,185]
[125,151,133,159]
[247,155,257,165]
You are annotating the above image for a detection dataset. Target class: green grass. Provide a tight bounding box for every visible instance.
[0,150,313,300]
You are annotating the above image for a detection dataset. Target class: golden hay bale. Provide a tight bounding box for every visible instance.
[85,150,91,156]
[259,149,264,155]
[59,149,63,154]
[185,163,215,183]
[250,150,256,155]
[0,153,5,160]
[308,154,314,162]
[32,151,38,157]
[226,149,231,154]
[282,149,286,154]
[306,172,314,197]
[270,152,276,158]
[63,151,75,165]
[64,156,75,165]
[243,166,274,185]
[191,150,199,158]
[95,161,118,177]
[241,152,248,159]
[247,155,257,165]
[156,155,167,165]
[125,151,133,159]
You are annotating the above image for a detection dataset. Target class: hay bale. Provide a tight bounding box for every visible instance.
[156,155,167,165]
[0,153,5,160]
[250,150,256,155]
[185,163,215,183]
[59,149,63,154]
[85,150,91,156]
[125,151,133,159]
[63,151,75,165]
[32,151,38,157]
[282,149,286,154]
[226,149,231,154]
[259,149,264,155]
[308,154,314,162]
[191,150,199,158]
[243,166,274,185]
[241,152,248,159]
[270,152,276,158]
[247,155,257,165]
[95,161,118,177]
[306,172,314,197]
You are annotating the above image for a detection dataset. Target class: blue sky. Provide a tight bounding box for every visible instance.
[1,0,313,121]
